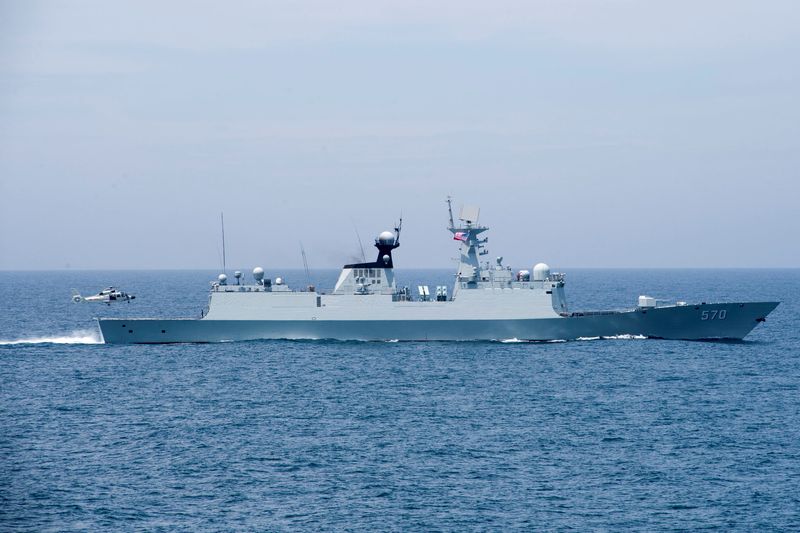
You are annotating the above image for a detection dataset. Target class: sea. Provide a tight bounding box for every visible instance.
[1,268,798,531]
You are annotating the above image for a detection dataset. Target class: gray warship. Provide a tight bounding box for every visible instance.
[98,200,778,343]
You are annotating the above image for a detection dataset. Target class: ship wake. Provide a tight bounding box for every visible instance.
[0,329,103,345]
[577,334,648,341]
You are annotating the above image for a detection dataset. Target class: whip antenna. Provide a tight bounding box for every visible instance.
[354,225,366,263]
[220,212,227,274]
[300,242,311,287]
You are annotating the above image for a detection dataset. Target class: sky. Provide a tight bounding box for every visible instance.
[1,0,798,270]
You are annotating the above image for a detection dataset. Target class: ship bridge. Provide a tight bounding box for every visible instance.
[332,223,402,296]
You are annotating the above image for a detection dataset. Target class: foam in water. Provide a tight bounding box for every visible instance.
[0,329,103,345]
[499,338,568,343]
[575,335,647,341]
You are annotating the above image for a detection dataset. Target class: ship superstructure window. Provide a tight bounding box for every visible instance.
[354,268,383,280]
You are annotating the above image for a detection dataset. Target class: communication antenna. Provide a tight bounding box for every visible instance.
[300,242,311,287]
[395,213,403,244]
[220,212,227,274]
[353,224,367,263]
[446,196,455,229]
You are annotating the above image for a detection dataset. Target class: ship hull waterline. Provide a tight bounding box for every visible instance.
[98,301,778,344]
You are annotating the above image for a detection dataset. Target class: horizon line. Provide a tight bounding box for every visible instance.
[1,266,799,272]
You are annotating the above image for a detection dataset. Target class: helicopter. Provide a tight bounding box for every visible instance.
[71,287,135,305]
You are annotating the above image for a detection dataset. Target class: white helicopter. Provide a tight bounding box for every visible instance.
[71,287,135,305]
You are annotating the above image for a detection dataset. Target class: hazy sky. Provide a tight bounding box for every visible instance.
[1,0,798,270]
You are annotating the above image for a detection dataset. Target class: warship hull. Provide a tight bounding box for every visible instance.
[98,301,778,344]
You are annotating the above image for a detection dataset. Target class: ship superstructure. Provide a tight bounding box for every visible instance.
[98,200,778,343]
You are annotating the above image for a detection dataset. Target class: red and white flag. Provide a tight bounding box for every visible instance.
[453,232,468,242]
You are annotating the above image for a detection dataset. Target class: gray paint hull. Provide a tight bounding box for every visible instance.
[98,301,778,343]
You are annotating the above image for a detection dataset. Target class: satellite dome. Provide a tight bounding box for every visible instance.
[382,254,391,264]
[218,273,228,284]
[252,267,264,282]
[378,231,395,244]
[532,263,551,281]
[275,277,283,285]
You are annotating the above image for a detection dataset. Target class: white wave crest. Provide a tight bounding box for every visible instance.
[577,336,601,341]
[0,329,103,345]
[499,338,567,343]
[602,334,647,340]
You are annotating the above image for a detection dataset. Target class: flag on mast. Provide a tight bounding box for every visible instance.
[454,232,468,242]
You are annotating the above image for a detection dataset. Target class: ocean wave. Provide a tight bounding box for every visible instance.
[0,330,103,345]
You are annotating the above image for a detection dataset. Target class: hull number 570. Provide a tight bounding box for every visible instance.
[701,309,727,320]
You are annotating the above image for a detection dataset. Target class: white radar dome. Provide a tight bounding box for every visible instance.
[532,263,551,281]
[218,273,228,284]
[382,254,391,264]
[252,267,264,281]
[275,277,283,285]
[378,231,395,244]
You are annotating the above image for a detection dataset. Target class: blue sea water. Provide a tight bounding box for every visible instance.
[1,269,798,531]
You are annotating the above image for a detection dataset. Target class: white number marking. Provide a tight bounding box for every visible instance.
[701,309,727,320]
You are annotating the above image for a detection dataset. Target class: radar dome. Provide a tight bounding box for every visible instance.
[252,267,264,282]
[378,231,395,244]
[218,273,228,284]
[532,263,551,281]
[382,254,391,264]
[275,277,283,285]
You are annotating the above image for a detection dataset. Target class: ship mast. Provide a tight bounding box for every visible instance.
[446,198,489,298]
